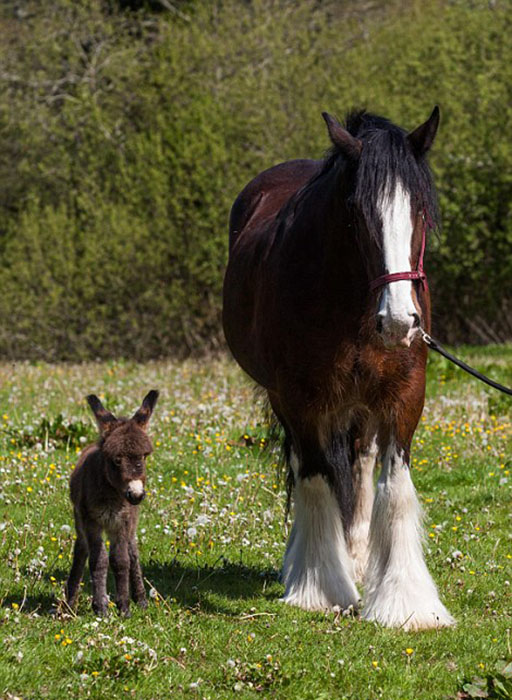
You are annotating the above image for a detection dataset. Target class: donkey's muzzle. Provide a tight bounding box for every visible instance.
[125,479,145,505]
[126,490,145,505]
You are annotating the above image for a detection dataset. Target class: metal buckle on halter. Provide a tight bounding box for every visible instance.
[419,327,433,345]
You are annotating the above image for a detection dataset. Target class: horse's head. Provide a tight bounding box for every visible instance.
[323,107,440,347]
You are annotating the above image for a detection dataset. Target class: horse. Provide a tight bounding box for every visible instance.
[222,107,455,630]
[65,390,159,616]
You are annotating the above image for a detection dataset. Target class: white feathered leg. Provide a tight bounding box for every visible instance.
[362,440,455,630]
[348,437,377,582]
[282,457,359,611]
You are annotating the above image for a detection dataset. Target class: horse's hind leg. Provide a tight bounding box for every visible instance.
[362,437,454,630]
[348,433,378,583]
[281,434,359,611]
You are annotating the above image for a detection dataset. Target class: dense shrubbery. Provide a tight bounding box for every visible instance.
[0,0,510,359]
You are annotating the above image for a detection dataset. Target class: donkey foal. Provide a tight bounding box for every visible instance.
[65,390,159,616]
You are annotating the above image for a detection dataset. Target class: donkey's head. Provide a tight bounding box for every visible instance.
[86,391,159,505]
[322,107,440,347]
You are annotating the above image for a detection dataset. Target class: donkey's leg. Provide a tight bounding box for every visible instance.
[86,525,109,616]
[348,434,378,583]
[65,532,88,609]
[281,438,359,611]
[109,537,131,616]
[128,538,147,609]
[362,439,454,630]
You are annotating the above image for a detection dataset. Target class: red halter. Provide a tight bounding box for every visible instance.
[369,210,431,293]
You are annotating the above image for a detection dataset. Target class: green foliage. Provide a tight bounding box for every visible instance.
[0,0,510,358]
[2,412,93,448]
[462,660,512,699]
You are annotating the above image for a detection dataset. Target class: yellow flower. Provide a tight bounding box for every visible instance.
[405,648,414,655]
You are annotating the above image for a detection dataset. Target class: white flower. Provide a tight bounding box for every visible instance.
[187,527,197,539]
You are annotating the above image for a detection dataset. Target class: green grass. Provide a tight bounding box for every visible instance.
[0,350,511,699]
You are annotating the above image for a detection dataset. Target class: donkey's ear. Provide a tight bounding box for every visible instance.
[132,390,159,429]
[86,395,117,434]
[407,106,440,157]
[322,112,362,160]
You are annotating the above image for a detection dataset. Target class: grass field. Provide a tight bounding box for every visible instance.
[0,348,511,699]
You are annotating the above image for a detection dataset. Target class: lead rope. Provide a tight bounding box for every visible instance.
[419,328,512,396]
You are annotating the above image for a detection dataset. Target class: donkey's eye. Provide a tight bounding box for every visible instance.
[114,457,122,467]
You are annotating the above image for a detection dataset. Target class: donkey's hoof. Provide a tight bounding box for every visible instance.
[117,604,132,618]
[92,605,108,617]
[136,598,148,610]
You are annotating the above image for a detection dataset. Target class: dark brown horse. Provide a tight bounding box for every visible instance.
[223,108,454,629]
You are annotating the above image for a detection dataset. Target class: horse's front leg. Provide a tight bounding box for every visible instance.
[348,434,378,583]
[362,433,454,630]
[281,436,360,611]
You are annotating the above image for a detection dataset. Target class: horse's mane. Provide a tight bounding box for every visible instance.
[344,110,439,242]
[283,110,440,243]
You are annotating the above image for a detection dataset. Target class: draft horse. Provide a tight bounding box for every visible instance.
[222,107,454,629]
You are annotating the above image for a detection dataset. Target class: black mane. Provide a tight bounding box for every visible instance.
[341,110,439,242]
[277,109,439,249]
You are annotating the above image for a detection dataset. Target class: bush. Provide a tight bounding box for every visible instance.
[0,0,510,358]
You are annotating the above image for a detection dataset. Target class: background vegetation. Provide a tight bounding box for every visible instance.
[0,0,511,359]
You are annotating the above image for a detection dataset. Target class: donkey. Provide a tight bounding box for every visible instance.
[65,390,159,616]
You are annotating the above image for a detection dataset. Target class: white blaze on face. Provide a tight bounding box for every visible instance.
[377,181,419,346]
[127,479,144,498]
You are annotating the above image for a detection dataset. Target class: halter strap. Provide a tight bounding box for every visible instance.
[369,210,430,293]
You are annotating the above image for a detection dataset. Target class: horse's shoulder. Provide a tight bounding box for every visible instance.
[229,159,321,247]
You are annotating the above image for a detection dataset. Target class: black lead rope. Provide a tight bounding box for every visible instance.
[420,329,512,397]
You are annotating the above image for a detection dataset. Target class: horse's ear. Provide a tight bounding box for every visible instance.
[86,395,117,435]
[407,106,440,157]
[132,390,159,429]
[322,112,362,160]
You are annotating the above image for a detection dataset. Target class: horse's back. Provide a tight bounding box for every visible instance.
[228,159,320,251]
[224,159,321,386]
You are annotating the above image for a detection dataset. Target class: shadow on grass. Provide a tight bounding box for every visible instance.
[2,591,57,615]
[143,557,282,614]
[2,558,282,617]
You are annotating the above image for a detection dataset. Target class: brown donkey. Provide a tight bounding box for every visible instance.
[65,390,159,616]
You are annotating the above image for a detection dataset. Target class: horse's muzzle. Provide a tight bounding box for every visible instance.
[376,311,421,348]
